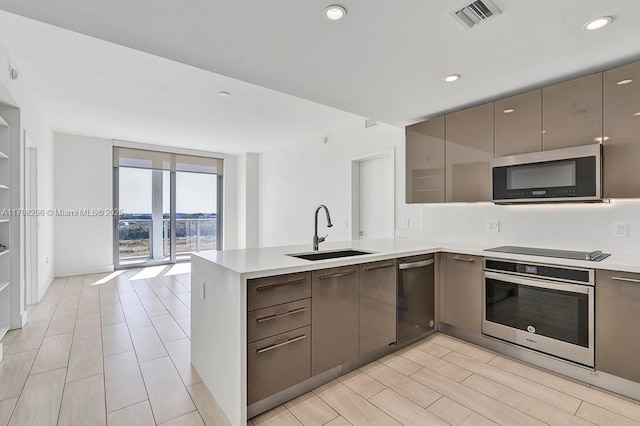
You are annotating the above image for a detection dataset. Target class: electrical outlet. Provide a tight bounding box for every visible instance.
[403,218,410,228]
[614,222,627,238]
[486,220,500,232]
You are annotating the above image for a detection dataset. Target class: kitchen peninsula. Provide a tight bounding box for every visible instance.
[191,238,640,425]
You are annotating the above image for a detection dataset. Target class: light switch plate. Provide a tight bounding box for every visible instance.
[486,220,500,232]
[614,222,627,238]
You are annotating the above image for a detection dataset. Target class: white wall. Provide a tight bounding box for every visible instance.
[258,121,423,248]
[421,199,640,255]
[236,153,258,249]
[0,35,55,305]
[53,133,113,276]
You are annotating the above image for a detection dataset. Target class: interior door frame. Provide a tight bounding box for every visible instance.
[24,143,38,305]
[350,148,395,240]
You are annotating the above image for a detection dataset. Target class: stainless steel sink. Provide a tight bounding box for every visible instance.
[288,249,373,261]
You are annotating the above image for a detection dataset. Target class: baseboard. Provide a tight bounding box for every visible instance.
[55,264,114,277]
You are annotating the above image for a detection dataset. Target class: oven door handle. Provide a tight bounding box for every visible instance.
[483,271,592,295]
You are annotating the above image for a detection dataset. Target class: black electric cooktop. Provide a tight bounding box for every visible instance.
[485,245,611,262]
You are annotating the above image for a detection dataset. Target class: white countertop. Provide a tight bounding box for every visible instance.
[193,238,640,277]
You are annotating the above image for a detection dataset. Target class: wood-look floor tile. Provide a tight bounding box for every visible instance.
[140,298,169,317]
[0,350,38,400]
[46,310,78,336]
[576,401,640,426]
[444,351,582,414]
[164,338,201,386]
[379,352,423,376]
[251,405,302,426]
[314,380,400,426]
[6,321,49,354]
[27,302,57,323]
[159,411,204,426]
[58,373,106,426]
[77,297,101,316]
[402,348,472,382]
[151,314,187,342]
[284,392,338,426]
[107,400,156,426]
[429,334,496,363]
[176,292,190,309]
[489,355,640,421]
[410,367,545,426]
[338,370,386,399]
[116,281,136,295]
[139,356,195,424]
[187,382,231,426]
[123,306,152,329]
[73,312,102,341]
[8,368,66,426]
[120,292,143,308]
[176,318,191,339]
[133,285,157,301]
[427,396,498,426]
[360,361,441,408]
[414,341,451,358]
[322,417,352,426]
[0,398,17,426]
[104,351,148,413]
[102,322,133,357]
[101,303,126,325]
[56,295,81,312]
[100,291,120,307]
[163,299,190,321]
[462,373,593,426]
[369,388,449,426]
[31,333,73,375]
[0,329,18,349]
[130,325,167,363]
[67,335,103,383]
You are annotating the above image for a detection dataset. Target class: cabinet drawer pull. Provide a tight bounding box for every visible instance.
[399,259,433,270]
[452,256,475,262]
[319,270,356,280]
[611,276,640,284]
[256,334,307,354]
[256,307,307,323]
[364,263,395,272]
[256,278,307,292]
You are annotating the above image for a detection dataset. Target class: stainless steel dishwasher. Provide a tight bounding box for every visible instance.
[397,254,435,345]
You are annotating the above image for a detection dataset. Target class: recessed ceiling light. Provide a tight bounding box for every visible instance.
[324,5,347,21]
[444,74,461,83]
[617,79,633,85]
[584,16,612,31]
[503,108,515,114]
[219,91,231,97]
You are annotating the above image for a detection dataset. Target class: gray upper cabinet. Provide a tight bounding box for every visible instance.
[445,103,493,202]
[602,61,640,198]
[494,89,542,157]
[406,117,445,203]
[542,73,603,151]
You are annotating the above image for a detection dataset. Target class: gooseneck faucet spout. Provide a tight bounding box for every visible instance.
[313,205,333,251]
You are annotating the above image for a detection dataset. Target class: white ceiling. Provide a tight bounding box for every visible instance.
[1,0,640,152]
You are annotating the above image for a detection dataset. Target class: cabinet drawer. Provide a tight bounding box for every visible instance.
[247,272,311,311]
[247,299,310,343]
[247,326,311,405]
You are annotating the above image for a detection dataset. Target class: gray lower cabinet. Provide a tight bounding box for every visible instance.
[595,270,640,383]
[311,266,360,376]
[442,253,482,333]
[359,260,397,356]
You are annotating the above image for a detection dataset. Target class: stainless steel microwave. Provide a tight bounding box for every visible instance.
[491,144,602,204]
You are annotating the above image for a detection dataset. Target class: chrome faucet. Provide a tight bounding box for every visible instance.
[313,204,333,251]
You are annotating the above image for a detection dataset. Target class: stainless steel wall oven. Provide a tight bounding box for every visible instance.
[483,259,594,367]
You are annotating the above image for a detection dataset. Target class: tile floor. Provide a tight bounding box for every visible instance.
[1,265,640,426]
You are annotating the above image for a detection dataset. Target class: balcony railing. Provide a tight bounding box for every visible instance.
[118,218,217,261]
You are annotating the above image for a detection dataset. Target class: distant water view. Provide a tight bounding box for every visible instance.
[118,212,217,259]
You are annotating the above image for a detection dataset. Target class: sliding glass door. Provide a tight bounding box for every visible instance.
[113,147,222,268]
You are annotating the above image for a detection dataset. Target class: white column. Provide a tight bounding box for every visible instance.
[151,170,164,260]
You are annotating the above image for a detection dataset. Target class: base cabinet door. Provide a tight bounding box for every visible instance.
[359,260,397,356]
[247,326,311,405]
[443,253,482,333]
[595,270,640,382]
[312,266,359,376]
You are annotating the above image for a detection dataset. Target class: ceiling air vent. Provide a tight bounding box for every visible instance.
[450,0,501,30]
